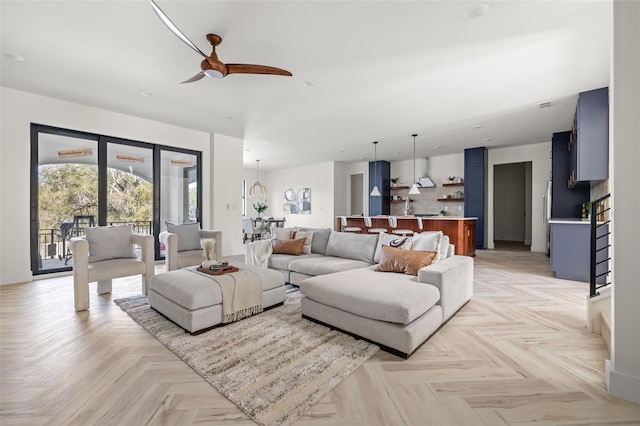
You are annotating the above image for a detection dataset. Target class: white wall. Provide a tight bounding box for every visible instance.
[260,162,337,229]
[606,0,640,404]
[0,88,211,285]
[211,134,244,257]
[487,142,551,252]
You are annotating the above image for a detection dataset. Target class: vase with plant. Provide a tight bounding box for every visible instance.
[258,219,270,239]
[390,177,400,187]
[439,210,446,216]
[582,201,592,220]
[253,201,268,218]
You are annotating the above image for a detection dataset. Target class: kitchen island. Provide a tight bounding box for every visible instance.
[337,216,477,256]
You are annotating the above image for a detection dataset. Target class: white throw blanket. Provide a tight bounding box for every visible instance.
[246,239,273,268]
[194,268,263,323]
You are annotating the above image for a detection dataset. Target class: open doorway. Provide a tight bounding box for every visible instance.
[350,173,364,216]
[493,162,532,251]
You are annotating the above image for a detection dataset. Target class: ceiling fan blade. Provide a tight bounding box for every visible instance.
[149,0,207,59]
[180,71,206,84]
[226,64,292,77]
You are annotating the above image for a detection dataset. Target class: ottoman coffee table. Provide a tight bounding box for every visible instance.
[148,262,285,334]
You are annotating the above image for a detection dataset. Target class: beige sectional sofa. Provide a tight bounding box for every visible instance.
[247,227,473,358]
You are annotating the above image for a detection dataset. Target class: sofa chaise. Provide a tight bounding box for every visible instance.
[246,227,473,358]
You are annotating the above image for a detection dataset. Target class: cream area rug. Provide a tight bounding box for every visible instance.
[115,294,378,426]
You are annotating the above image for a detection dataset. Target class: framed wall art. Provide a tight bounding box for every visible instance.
[283,187,310,214]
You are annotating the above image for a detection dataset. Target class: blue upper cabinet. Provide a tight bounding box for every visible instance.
[464,147,487,249]
[369,160,390,216]
[568,87,609,187]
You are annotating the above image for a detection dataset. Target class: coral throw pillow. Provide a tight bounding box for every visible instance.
[272,237,306,255]
[376,245,437,276]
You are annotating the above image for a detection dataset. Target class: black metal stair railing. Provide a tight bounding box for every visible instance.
[590,193,611,297]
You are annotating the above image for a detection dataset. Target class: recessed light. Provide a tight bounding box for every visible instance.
[465,4,490,20]
[226,116,233,120]
[393,151,400,155]
[140,91,153,97]
[538,100,554,109]
[3,52,24,62]
[245,148,251,152]
[483,137,494,142]
[302,80,316,87]
[433,146,441,149]
[471,124,483,129]
[337,150,344,153]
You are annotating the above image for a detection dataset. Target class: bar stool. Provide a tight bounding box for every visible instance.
[340,216,362,233]
[388,216,414,237]
[364,216,387,234]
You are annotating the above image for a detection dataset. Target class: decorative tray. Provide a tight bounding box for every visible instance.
[197,266,239,276]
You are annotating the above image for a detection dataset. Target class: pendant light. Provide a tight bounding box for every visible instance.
[408,134,421,195]
[370,141,381,197]
[249,159,267,197]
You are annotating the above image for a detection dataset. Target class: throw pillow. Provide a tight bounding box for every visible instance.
[291,230,314,254]
[85,225,136,263]
[373,233,412,263]
[165,222,201,252]
[439,235,450,259]
[272,237,306,255]
[375,245,437,276]
[295,227,331,254]
[272,227,294,241]
[411,231,443,262]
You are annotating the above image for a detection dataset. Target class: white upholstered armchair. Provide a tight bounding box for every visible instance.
[159,224,222,271]
[70,226,154,312]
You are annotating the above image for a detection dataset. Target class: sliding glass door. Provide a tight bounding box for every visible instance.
[106,139,154,235]
[158,149,201,257]
[31,127,99,273]
[31,125,202,275]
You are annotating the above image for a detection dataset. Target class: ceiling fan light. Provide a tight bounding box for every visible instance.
[408,183,421,195]
[204,69,223,79]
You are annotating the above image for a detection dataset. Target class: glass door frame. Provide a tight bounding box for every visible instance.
[30,124,203,275]
[155,146,202,259]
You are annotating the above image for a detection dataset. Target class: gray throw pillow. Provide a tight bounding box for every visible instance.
[85,226,135,263]
[439,235,450,259]
[166,222,201,252]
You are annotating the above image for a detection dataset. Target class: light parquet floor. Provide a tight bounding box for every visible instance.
[2,250,639,425]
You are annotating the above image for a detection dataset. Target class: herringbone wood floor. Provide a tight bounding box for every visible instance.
[2,250,639,425]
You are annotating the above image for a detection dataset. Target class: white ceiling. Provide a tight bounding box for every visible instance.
[1,1,611,171]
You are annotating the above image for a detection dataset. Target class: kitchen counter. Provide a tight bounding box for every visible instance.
[549,218,591,224]
[336,216,477,256]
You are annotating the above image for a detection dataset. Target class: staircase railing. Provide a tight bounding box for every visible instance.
[590,193,611,297]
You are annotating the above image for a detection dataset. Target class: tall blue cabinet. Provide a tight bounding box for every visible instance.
[552,131,589,218]
[369,160,390,216]
[464,147,487,249]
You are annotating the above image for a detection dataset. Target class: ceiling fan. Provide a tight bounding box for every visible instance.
[149,0,292,83]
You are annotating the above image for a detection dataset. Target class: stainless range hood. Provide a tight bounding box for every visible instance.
[416,158,436,187]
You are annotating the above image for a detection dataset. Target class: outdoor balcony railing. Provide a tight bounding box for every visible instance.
[37,221,153,269]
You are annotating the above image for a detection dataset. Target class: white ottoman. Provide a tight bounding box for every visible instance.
[148,262,285,334]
